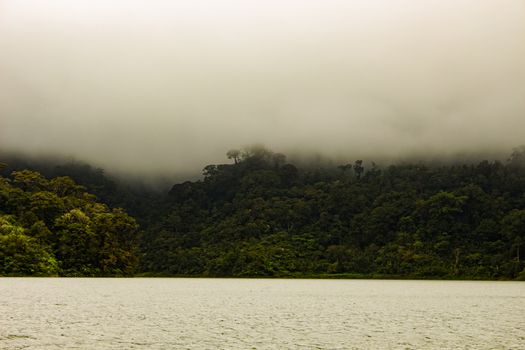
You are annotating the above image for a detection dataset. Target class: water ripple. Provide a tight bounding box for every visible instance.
[0,279,524,349]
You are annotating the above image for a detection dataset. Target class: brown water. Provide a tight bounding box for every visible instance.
[0,278,524,349]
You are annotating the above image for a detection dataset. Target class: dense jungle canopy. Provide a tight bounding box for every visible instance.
[1,147,525,279]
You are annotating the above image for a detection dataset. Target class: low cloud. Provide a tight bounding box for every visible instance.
[1,0,524,176]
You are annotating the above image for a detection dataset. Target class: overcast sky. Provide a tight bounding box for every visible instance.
[1,0,524,175]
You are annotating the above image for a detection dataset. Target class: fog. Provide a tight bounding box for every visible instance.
[1,0,524,176]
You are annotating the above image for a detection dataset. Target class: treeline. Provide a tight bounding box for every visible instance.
[0,169,139,276]
[141,147,525,279]
[1,147,525,279]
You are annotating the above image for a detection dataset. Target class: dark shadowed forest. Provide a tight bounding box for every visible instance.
[1,147,525,279]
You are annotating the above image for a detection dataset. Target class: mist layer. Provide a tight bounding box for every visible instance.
[1,0,524,175]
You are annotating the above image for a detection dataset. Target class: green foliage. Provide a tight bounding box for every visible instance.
[5,147,525,280]
[140,147,525,280]
[0,216,58,276]
[0,170,139,276]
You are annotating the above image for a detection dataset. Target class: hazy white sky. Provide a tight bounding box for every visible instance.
[1,0,524,174]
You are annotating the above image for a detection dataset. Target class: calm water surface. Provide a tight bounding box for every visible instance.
[0,278,524,349]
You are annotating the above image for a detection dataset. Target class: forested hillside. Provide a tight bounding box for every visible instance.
[2,147,525,279]
[0,169,139,276]
[142,147,525,279]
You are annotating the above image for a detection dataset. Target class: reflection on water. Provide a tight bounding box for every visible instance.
[0,278,524,349]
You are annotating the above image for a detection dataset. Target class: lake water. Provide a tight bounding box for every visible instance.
[0,279,523,349]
